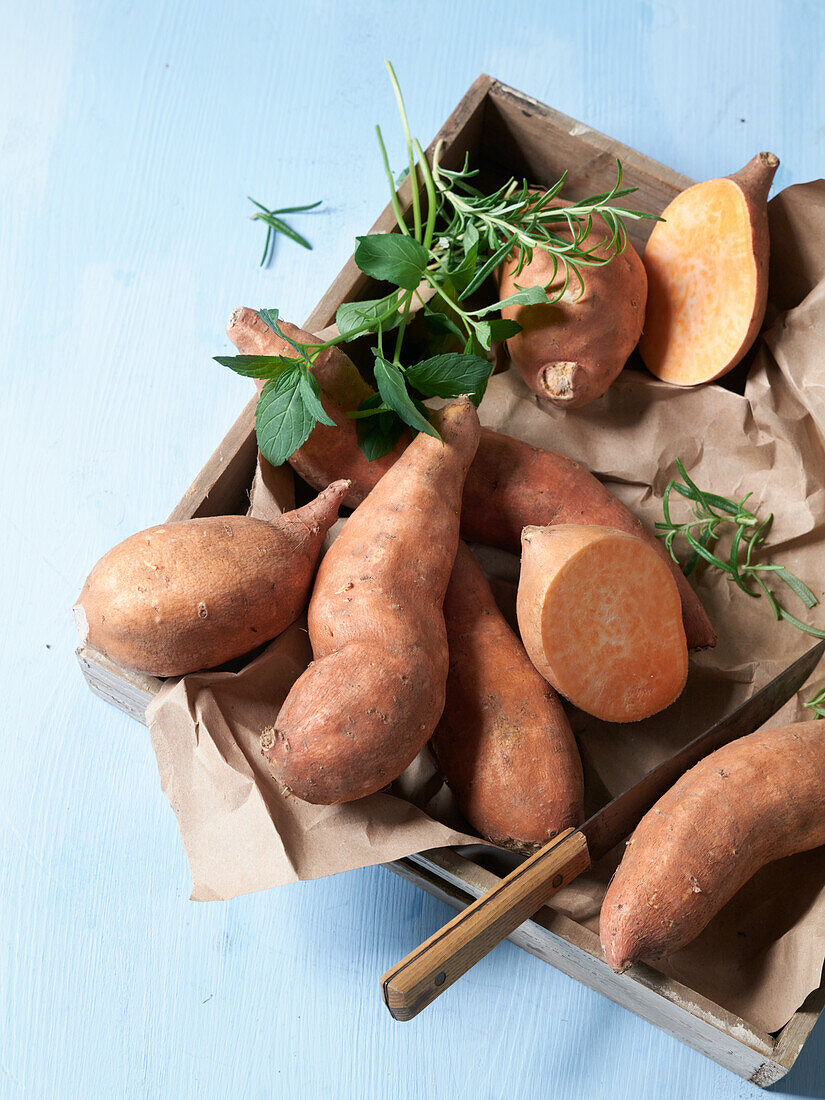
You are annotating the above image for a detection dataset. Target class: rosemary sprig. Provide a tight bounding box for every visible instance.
[220,63,659,465]
[805,686,825,719]
[657,459,825,640]
[430,153,653,301]
[249,198,322,267]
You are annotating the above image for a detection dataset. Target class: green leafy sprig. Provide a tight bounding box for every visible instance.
[215,309,334,466]
[804,686,825,719]
[657,459,825,640]
[249,198,322,267]
[219,63,658,465]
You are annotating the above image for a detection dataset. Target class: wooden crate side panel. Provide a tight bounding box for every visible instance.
[483,82,693,245]
[77,645,155,724]
[402,851,788,1086]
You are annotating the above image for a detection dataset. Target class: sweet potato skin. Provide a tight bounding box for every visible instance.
[600,721,825,972]
[262,399,481,805]
[432,542,583,851]
[640,152,779,386]
[74,480,349,677]
[517,525,688,723]
[498,215,647,408]
[227,309,715,651]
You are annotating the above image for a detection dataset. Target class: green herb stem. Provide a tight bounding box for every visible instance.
[658,459,824,640]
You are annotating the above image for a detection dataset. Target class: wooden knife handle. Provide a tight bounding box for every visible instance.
[380,828,591,1021]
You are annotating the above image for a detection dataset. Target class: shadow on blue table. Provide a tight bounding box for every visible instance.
[770,1016,825,1097]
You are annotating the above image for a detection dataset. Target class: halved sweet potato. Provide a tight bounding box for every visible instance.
[639,152,779,385]
[516,524,688,723]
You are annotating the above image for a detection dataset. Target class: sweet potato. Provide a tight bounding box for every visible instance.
[260,399,480,805]
[431,541,583,851]
[600,721,825,971]
[516,525,688,723]
[74,480,349,677]
[497,211,647,408]
[227,309,715,650]
[639,152,779,385]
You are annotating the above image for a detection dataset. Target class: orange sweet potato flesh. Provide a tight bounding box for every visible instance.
[431,541,583,851]
[228,309,715,651]
[516,525,688,723]
[639,152,779,385]
[498,210,647,408]
[600,721,825,972]
[74,480,349,677]
[260,399,480,805]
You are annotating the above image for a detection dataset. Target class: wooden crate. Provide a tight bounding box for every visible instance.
[76,75,823,1085]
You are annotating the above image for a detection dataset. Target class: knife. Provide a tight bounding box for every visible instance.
[381,639,825,1021]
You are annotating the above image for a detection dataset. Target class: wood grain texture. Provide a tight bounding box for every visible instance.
[382,830,591,1020]
[6,0,825,1097]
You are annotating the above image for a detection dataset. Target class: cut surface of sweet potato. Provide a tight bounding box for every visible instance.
[640,152,778,386]
[517,525,688,723]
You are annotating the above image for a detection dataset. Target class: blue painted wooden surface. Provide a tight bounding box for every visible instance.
[4,0,825,1095]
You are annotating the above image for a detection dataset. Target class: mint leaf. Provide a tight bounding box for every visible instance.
[298,369,335,428]
[373,356,440,439]
[472,317,522,351]
[214,354,300,379]
[354,234,429,291]
[256,368,315,466]
[336,291,404,339]
[257,307,314,363]
[355,395,404,460]
[406,353,491,399]
[473,285,549,316]
[423,309,464,342]
[258,307,281,334]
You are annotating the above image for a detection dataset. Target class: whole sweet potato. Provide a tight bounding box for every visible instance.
[260,399,480,805]
[600,721,825,972]
[498,211,647,408]
[227,309,715,650]
[517,525,688,723]
[74,480,349,677]
[432,541,583,851]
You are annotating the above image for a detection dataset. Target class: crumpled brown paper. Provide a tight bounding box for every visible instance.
[148,180,825,1035]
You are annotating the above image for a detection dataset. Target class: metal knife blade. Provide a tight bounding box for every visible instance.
[581,639,825,864]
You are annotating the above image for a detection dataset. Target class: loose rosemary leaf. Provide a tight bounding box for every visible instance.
[249,198,321,267]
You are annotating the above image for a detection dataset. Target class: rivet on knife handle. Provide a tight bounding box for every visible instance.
[380,828,591,1021]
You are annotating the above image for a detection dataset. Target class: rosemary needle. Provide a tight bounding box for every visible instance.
[249,198,322,267]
